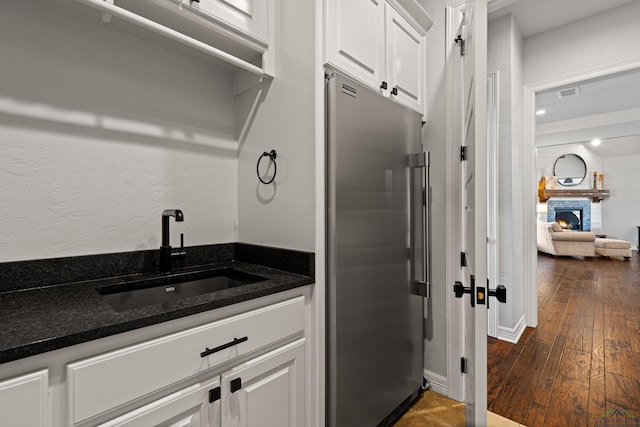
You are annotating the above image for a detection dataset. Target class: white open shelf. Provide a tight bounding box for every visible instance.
[73,0,270,77]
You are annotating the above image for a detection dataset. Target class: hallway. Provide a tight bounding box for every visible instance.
[488,253,640,426]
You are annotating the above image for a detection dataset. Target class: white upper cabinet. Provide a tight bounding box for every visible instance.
[325,0,386,91]
[385,4,425,114]
[191,0,270,45]
[325,0,433,115]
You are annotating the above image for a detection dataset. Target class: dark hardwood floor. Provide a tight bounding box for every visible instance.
[488,252,640,426]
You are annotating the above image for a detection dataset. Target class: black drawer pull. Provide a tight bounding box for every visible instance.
[200,336,248,358]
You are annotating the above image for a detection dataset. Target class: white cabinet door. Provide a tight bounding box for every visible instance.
[326,0,386,91]
[193,0,270,44]
[221,339,305,427]
[385,4,425,114]
[0,370,49,427]
[98,378,221,427]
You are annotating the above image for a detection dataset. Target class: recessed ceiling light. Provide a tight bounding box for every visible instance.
[591,139,601,146]
[536,109,547,115]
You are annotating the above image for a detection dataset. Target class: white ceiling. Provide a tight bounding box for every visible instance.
[488,0,640,157]
[488,0,638,38]
[535,69,640,124]
[534,66,640,157]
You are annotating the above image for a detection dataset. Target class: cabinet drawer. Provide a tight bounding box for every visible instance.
[68,297,304,425]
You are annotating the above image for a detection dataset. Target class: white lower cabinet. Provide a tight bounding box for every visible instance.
[100,339,305,427]
[0,369,49,427]
[221,339,305,427]
[64,296,306,427]
[98,378,221,427]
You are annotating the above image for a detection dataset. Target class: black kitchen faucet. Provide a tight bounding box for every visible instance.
[160,209,186,273]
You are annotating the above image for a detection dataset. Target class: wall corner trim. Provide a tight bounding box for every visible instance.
[497,314,526,344]
[423,369,448,397]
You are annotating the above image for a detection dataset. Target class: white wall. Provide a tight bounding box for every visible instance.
[536,144,602,190]
[0,1,239,262]
[487,14,525,337]
[419,0,447,381]
[524,1,640,85]
[601,154,640,247]
[236,0,316,252]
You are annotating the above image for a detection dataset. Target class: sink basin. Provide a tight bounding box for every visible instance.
[97,268,267,312]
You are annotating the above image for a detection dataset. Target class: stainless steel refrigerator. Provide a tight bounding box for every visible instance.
[327,72,431,426]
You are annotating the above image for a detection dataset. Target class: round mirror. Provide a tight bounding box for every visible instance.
[553,153,587,186]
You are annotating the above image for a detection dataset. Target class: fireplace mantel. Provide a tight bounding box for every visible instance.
[538,188,610,203]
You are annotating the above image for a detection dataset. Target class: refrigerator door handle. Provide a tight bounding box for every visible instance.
[409,152,431,298]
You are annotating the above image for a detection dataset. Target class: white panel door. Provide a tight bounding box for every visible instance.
[98,378,220,427]
[0,370,49,427]
[458,0,488,425]
[325,0,386,91]
[194,0,269,44]
[385,4,425,114]
[221,339,305,427]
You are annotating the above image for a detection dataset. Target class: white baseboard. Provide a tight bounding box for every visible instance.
[423,370,448,396]
[497,314,526,344]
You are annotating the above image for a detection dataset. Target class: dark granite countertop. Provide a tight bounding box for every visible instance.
[0,244,314,365]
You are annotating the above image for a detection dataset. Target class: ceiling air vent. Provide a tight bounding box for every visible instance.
[557,87,581,98]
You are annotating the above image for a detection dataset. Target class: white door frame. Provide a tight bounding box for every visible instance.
[521,57,640,328]
[487,72,499,338]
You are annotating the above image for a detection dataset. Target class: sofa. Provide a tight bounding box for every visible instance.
[537,221,596,257]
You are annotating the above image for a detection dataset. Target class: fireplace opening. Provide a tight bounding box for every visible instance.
[555,208,583,231]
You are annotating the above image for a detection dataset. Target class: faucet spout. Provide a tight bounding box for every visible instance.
[160,209,185,273]
[161,209,184,246]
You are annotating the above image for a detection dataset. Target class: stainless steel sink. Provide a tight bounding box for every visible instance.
[97,268,267,312]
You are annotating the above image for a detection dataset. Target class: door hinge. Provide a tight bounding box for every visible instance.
[460,146,467,161]
[454,35,465,56]
[460,252,467,267]
[461,357,468,374]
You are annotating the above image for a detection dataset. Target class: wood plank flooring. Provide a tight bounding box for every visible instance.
[488,253,640,427]
[393,390,526,427]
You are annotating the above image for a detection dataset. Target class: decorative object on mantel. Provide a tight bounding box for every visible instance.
[539,188,610,203]
[593,170,598,190]
[257,149,277,184]
[545,176,558,189]
[538,176,558,201]
[598,173,604,190]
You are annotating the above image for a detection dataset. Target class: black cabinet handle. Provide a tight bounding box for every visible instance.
[209,387,221,403]
[391,87,398,96]
[380,81,388,90]
[200,336,248,358]
[230,378,242,393]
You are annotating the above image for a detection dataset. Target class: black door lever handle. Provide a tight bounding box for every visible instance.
[453,281,471,298]
[488,285,507,303]
[453,280,475,307]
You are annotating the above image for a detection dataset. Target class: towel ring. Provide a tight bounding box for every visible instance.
[257,150,277,184]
